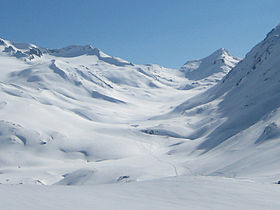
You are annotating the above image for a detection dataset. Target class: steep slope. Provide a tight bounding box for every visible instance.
[198,24,280,151]
[175,24,280,150]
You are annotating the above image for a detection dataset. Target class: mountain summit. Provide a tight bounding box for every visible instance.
[180,48,241,80]
[172,23,280,162]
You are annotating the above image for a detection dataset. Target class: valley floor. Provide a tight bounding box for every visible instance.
[1,175,280,210]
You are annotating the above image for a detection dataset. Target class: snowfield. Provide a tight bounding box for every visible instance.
[0,24,280,209]
[1,176,280,210]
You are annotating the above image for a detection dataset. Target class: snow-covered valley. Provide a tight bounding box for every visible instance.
[1,25,280,209]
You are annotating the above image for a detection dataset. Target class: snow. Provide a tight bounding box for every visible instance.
[152,24,280,182]
[0,24,280,209]
[1,176,280,210]
[180,48,241,81]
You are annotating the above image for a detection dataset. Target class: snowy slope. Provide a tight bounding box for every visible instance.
[180,48,240,81]
[146,24,280,182]
[174,24,280,148]
[0,37,221,185]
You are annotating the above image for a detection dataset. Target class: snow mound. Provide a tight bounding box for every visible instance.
[0,120,45,146]
[56,169,95,185]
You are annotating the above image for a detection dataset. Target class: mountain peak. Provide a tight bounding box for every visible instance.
[180,48,240,80]
[210,48,231,58]
[265,23,280,39]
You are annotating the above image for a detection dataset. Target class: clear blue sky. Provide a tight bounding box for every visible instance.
[1,0,280,68]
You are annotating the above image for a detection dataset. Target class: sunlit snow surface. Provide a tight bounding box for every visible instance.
[1,25,280,209]
[2,176,280,210]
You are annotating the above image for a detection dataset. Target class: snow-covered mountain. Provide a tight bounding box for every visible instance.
[2,24,280,209]
[180,48,241,81]
[3,28,277,184]
[1,37,229,185]
[174,24,280,148]
[146,24,280,182]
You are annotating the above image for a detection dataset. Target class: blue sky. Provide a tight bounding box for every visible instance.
[1,0,280,68]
